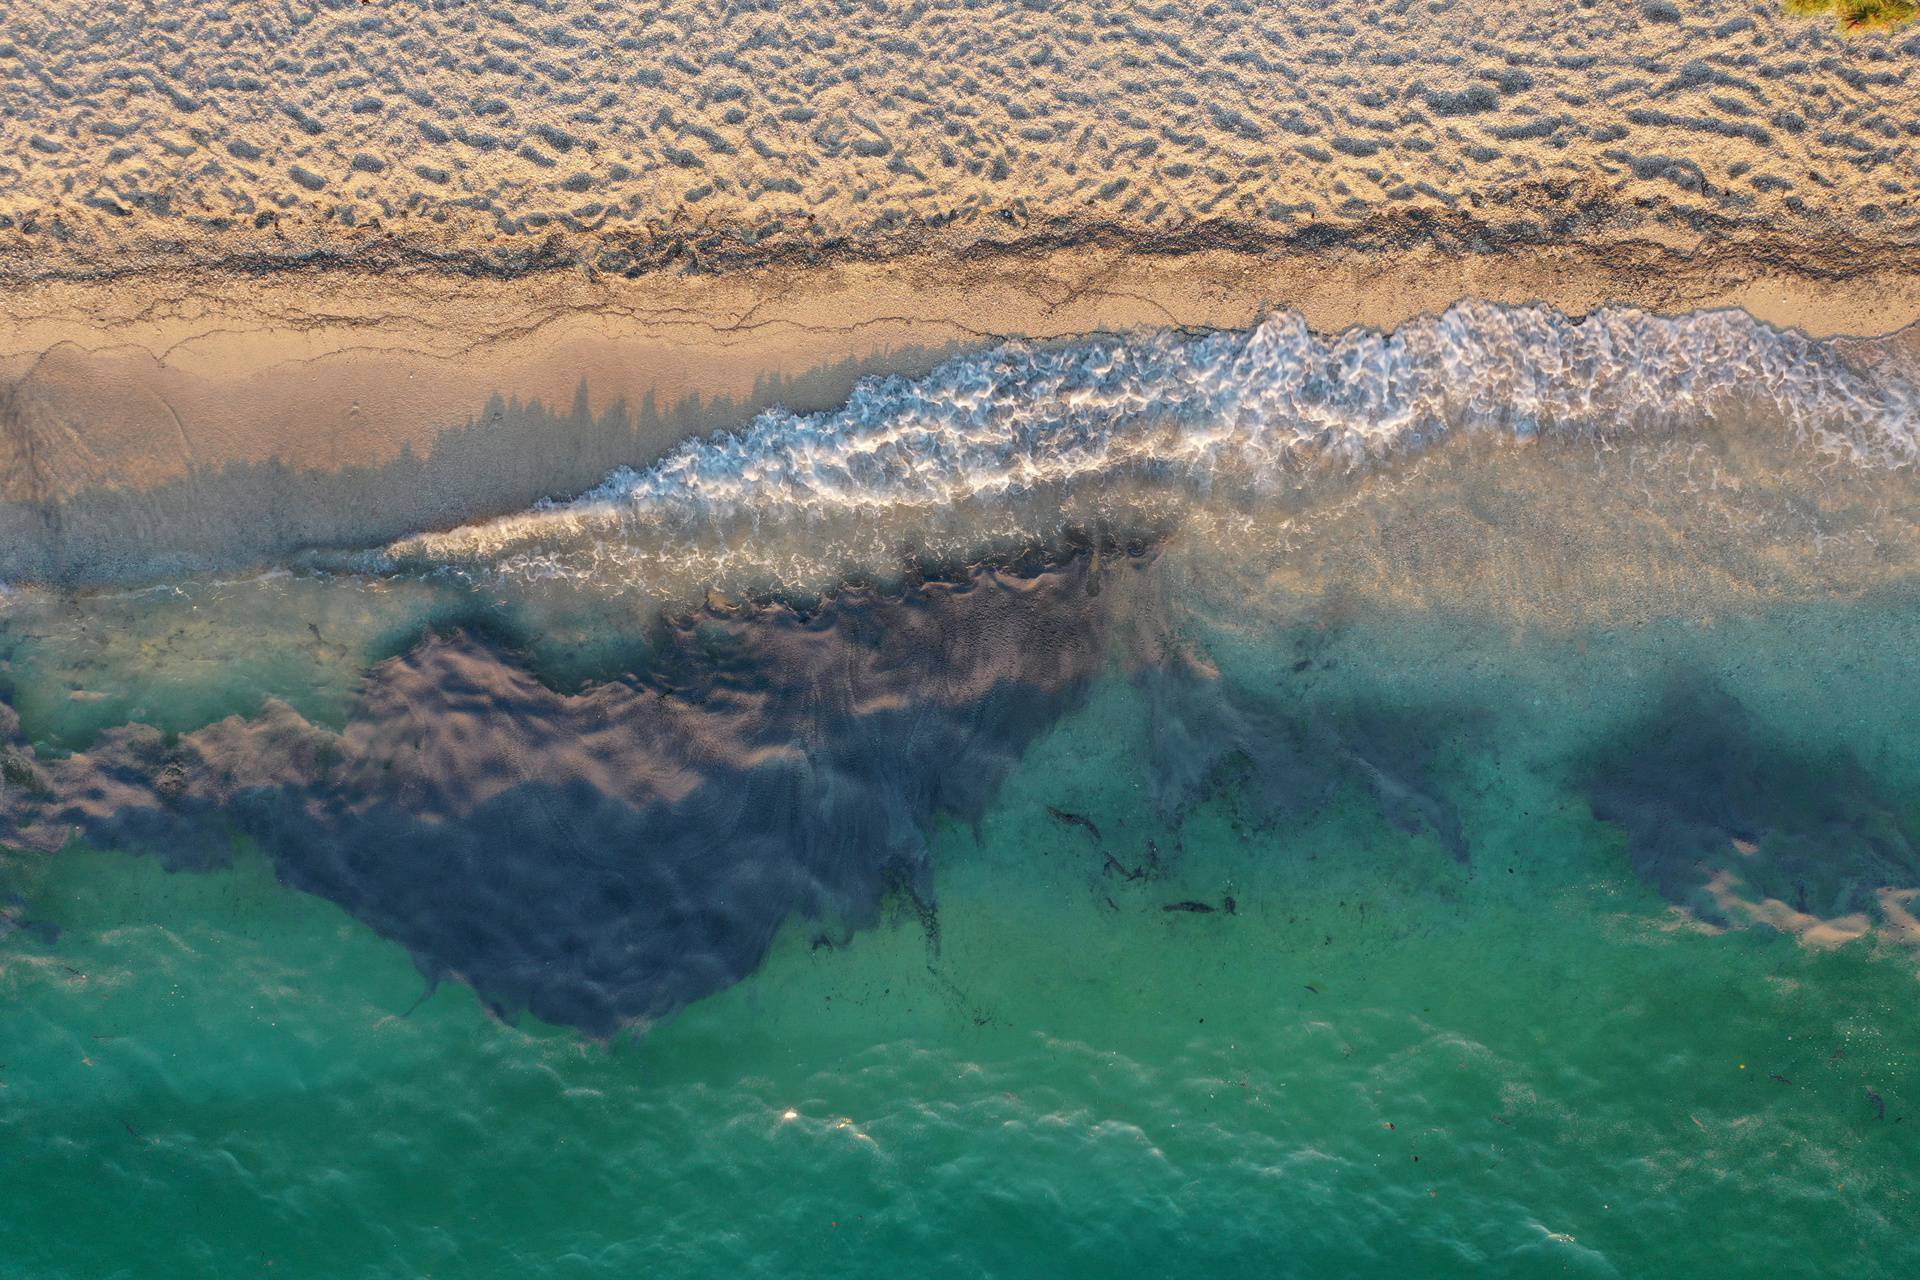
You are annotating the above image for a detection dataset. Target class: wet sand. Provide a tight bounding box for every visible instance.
[7,238,1920,583]
[5,0,1920,581]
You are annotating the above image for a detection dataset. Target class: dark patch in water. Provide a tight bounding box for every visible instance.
[1586,683,1920,927]
[0,558,1125,1033]
[1139,655,1471,861]
[2,549,1479,1031]
[0,894,60,946]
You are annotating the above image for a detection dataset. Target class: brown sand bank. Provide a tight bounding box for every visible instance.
[5,234,1920,583]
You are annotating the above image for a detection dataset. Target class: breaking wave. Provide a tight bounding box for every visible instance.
[384,301,1918,591]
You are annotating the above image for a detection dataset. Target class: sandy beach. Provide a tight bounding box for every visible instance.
[5,237,1919,581]
[6,0,1919,283]
[5,0,1920,579]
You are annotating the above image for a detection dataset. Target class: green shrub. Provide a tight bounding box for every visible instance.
[1787,0,1919,30]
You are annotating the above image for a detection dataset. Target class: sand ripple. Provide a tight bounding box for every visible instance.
[2,0,1916,279]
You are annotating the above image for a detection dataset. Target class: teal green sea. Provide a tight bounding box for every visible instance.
[8,303,1920,1276]
[4,575,1916,1278]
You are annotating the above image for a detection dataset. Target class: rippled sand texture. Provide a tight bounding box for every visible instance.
[3,0,1918,281]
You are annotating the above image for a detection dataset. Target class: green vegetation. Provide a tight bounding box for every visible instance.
[1787,0,1919,30]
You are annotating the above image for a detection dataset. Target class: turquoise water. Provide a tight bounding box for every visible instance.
[5,304,1920,1276]
[4,579,1916,1278]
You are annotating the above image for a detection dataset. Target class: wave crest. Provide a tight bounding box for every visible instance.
[386,301,1919,588]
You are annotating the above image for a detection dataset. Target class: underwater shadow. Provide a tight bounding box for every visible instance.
[1,555,1124,1033]
[1585,679,1920,934]
[3,548,1487,1033]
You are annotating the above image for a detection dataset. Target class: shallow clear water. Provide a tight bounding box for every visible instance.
[5,582,1917,1277]
[4,307,1919,1277]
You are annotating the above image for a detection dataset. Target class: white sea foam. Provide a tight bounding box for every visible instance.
[386,302,1919,589]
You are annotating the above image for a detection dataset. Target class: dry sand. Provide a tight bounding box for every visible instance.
[4,0,1918,281]
[4,0,1920,580]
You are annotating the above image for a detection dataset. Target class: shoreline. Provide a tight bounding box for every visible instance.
[6,236,1920,583]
